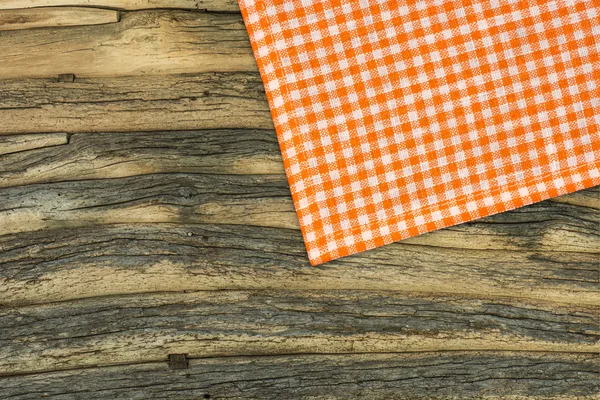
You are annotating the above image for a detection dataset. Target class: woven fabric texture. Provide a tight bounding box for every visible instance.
[238,0,600,265]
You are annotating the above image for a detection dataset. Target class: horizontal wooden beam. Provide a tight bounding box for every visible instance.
[0,73,272,135]
[1,219,598,306]
[2,352,596,399]
[0,7,119,31]
[0,290,597,375]
[1,171,598,252]
[0,133,68,155]
[0,10,254,79]
[0,0,239,12]
[0,129,284,188]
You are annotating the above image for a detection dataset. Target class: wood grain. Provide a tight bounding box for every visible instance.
[0,4,597,395]
[0,74,272,134]
[1,172,598,253]
[0,133,68,155]
[0,0,239,12]
[1,219,598,307]
[0,290,597,374]
[0,130,283,188]
[0,7,119,31]
[1,352,596,399]
[0,10,254,79]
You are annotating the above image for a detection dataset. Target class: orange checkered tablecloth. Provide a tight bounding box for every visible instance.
[238,0,600,265]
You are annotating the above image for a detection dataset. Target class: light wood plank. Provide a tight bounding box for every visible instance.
[0,10,254,79]
[0,74,272,134]
[0,7,119,31]
[0,290,597,374]
[1,220,598,307]
[0,0,239,12]
[1,352,596,399]
[0,133,68,155]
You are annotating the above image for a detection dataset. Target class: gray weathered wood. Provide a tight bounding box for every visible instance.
[0,10,254,79]
[0,73,272,135]
[0,290,597,374]
[0,170,597,250]
[0,129,282,188]
[1,219,598,307]
[0,352,597,399]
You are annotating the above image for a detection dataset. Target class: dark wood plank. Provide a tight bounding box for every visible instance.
[0,290,597,374]
[0,352,597,399]
[1,220,598,307]
[0,73,272,135]
[0,129,282,188]
[0,10,254,79]
[1,171,597,251]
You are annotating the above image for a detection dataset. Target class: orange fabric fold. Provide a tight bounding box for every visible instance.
[238,0,600,265]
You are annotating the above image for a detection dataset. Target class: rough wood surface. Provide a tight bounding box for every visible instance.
[0,0,239,12]
[1,171,598,253]
[0,129,282,187]
[0,290,597,374]
[0,6,598,397]
[1,352,596,399]
[0,10,254,79]
[0,7,119,31]
[1,219,598,307]
[0,74,272,134]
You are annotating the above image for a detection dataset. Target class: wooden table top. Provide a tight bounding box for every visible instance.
[0,2,598,399]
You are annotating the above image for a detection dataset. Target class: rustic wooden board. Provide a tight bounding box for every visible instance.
[0,74,272,134]
[1,352,597,399]
[0,290,597,374]
[0,7,119,31]
[0,10,254,79]
[1,171,598,252]
[0,129,283,187]
[0,0,239,12]
[1,219,598,307]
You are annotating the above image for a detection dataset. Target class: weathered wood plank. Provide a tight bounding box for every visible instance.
[0,74,272,135]
[1,221,598,306]
[0,290,597,374]
[0,130,283,188]
[1,352,597,399]
[0,0,239,12]
[0,7,119,31]
[0,10,254,79]
[0,133,68,155]
[0,173,298,234]
[0,170,597,251]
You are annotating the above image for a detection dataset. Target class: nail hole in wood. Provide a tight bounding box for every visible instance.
[168,354,189,370]
[58,74,75,83]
